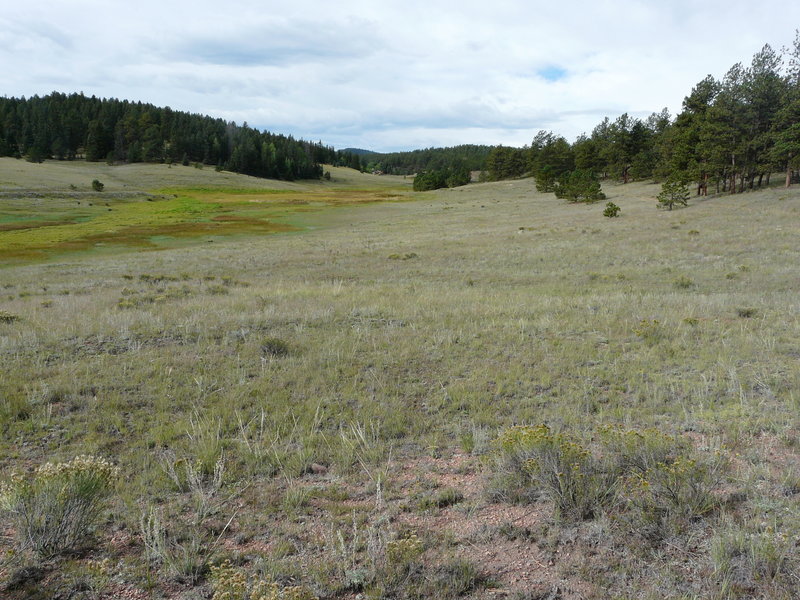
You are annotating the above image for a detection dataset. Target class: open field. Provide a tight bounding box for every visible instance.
[2,161,800,599]
[0,160,412,264]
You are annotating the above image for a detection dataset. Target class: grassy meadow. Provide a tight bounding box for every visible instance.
[1,158,800,599]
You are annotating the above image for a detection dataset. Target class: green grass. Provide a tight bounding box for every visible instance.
[1,161,800,599]
[0,160,414,264]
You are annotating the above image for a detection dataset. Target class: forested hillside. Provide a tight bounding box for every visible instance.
[361,145,492,175]
[0,93,336,180]
[483,38,800,194]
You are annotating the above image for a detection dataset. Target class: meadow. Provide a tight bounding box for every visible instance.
[1,157,800,599]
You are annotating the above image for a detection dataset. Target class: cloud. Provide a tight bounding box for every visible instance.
[170,17,379,67]
[2,1,800,152]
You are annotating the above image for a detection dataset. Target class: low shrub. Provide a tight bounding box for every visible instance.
[210,560,317,600]
[603,202,621,217]
[0,310,20,323]
[261,337,290,358]
[490,424,730,537]
[598,426,685,475]
[621,450,727,540]
[492,425,617,520]
[1,455,118,557]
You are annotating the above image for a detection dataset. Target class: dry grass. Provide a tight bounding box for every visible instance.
[1,160,800,598]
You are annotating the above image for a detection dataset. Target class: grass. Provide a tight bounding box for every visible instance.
[1,159,800,598]
[0,160,412,264]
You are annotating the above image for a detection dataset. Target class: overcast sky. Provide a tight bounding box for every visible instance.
[2,1,799,152]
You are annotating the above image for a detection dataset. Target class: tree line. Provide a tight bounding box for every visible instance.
[482,35,800,194]
[0,92,333,180]
[360,145,492,175]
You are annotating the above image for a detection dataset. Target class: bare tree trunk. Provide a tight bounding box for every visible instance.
[757,173,764,187]
[787,159,794,188]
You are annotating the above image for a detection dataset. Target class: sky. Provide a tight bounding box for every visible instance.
[2,1,799,153]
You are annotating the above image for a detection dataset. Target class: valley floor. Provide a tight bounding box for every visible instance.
[2,161,800,598]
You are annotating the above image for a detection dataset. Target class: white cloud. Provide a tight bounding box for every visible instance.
[2,1,799,151]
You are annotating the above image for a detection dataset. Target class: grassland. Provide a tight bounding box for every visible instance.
[1,158,800,599]
[0,160,412,264]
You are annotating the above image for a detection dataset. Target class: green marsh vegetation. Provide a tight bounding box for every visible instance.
[1,159,800,598]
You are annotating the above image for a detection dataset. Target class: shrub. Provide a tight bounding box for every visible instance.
[91,179,104,192]
[598,426,686,475]
[622,450,727,539]
[0,310,20,323]
[633,318,664,345]
[210,560,316,600]
[261,337,290,358]
[603,202,620,217]
[492,425,617,520]
[490,424,729,534]
[386,534,424,566]
[418,487,464,510]
[1,455,118,557]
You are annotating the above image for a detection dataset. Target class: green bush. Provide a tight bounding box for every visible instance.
[554,170,606,203]
[91,179,104,192]
[603,202,621,217]
[1,455,118,557]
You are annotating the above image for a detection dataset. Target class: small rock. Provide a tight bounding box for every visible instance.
[310,463,328,475]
